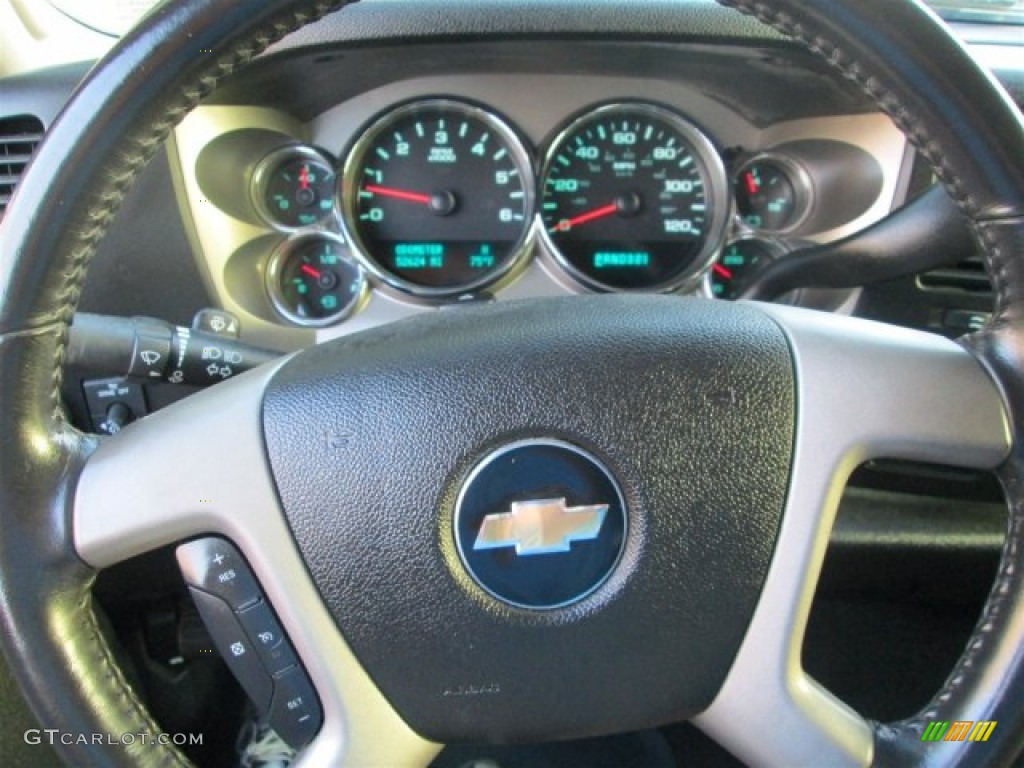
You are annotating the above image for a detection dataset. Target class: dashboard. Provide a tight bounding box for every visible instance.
[171,40,905,351]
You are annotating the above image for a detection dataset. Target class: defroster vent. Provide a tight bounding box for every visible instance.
[0,115,45,221]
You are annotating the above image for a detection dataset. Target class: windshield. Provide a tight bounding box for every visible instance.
[927,0,1024,23]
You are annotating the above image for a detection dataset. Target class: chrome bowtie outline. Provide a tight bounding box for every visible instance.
[472,497,609,556]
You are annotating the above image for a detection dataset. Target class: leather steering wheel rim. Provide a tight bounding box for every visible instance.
[0,0,1022,765]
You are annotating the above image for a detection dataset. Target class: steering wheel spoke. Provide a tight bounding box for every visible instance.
[696,304,1011,767]
[74,363,440,767]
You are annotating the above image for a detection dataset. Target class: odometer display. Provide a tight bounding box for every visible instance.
[340,100,534,297]
[539,103,728,292]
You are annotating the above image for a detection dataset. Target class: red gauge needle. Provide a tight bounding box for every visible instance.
[365,184,432,205]
[744,171,759,195]
[713,264,733,279]
[551,202,619,233]
[300,264,322,279]
[299,165,310,190]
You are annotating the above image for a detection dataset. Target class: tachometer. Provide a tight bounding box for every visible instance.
[340,99,535,298]
[538,103,729,292]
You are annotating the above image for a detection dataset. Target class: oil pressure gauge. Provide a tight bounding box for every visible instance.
[266,233,366,326]
[252,146,337,231]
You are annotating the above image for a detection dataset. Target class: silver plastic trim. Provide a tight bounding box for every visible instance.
[338,98,537,299]
[73,363,440,768]
[733,152,814,236]
[536,101,731,294]
[694,304,1011,768]
[265,231,368,327]
[756,114,905,244]
[250,144,338,233]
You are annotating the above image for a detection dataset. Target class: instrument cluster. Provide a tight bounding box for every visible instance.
[190,93,888,331]
[240,97,786,326]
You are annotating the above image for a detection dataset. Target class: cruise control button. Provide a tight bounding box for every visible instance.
[269,666,322,750]
[187,587,273,711]
[176,537,261,610]
[237,600,297,675]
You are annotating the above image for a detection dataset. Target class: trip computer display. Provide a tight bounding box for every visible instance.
[538,102,729,292]
[339,99,535,298]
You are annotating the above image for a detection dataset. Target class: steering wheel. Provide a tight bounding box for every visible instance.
[1,0,1023,765]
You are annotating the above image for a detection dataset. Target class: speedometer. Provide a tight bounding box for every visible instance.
[340,99,535,298]
[538,103,729,292]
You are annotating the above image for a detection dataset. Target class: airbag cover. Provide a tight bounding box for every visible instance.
[262,295,794,742]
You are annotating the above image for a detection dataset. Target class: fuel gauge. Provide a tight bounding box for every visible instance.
[267,234,366,326]
[734,155,811,234]
[252,146,337,231]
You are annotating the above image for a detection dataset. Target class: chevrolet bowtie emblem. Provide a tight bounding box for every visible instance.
[473,498,609,556]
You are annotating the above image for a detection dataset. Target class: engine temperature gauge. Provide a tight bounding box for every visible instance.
[267,234,366,326]
[252,146,337,231]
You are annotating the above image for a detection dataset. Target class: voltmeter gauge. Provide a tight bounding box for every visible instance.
[538,102,729,293]
[734,155,812,233]
[252,146,337,231]
[266,234,366,326]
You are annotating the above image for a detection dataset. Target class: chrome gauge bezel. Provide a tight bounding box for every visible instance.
[536,101,731,294]
[733,152,814,236]
[338,98,537,300]
[703,233,789,300]
[250,145,338,233]
[265,232,368,327]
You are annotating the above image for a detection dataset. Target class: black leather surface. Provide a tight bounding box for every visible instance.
[0,328,172,767]
[716,2,1024,765]
[0,656,61,768]
[0,1,349,764]
[740,185,976,300]
[263,295,794,741]
[719,0,1024,222]
[0,0,347,335]
[265,0,786,50]
[211,38,877,127]
[0,0,1021,765]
